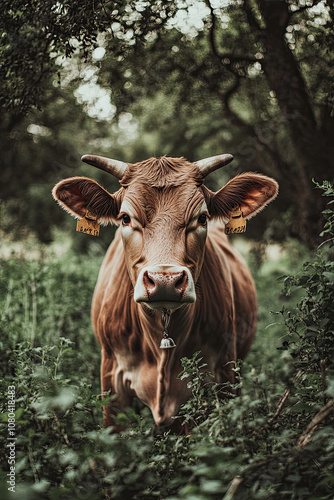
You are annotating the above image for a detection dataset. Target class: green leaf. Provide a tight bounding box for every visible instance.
[325,378,334,398]
[323,272,334,282]
[32,480,50,493]
[200,479,224,494]
[321,209,333,214]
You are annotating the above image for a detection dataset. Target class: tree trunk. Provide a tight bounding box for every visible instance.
[253,0,334,246]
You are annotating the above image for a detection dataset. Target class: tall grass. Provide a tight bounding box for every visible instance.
[0,184,333,499]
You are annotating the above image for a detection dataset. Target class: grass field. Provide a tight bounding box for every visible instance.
[0,230,333,499]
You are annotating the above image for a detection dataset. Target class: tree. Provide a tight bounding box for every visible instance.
[97,0,334,247]
[0,0,178,244]
[1,0,333,247]
[0,0,177,118]
[0,83,110,243]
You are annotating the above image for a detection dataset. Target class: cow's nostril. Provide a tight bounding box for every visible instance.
[147,275,155,286]
[175,271,187,291]
[143,271,156,291]
[135,266,196,305]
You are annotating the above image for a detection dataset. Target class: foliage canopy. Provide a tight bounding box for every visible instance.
[1,0,333,246]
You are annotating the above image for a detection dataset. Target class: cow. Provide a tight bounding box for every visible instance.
[52,153,278,429]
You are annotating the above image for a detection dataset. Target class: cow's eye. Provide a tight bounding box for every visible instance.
[198,213,208,226]
[122,214,131,225]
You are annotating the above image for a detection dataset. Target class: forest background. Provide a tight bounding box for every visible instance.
[0,1,333,499]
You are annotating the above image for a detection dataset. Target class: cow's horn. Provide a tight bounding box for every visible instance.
[81,155,128,180]
[195,154,234,177]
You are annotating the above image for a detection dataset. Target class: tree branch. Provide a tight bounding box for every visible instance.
[222,76,290,175]
[297,399,334,448]
[243,0,263,32]
[205,0,221,60]
[222,475,244,500]
[289,0,324,18]
[249,369,303,442]
[267,369,303,427]
[223,398,334,499]
[205,0,258,65]
[256,0,290,32]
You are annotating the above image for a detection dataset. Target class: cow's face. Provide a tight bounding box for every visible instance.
[119,170,207,310]
[53,155,278,311]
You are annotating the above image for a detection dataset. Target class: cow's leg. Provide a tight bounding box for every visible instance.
[100,349,132,431]
[214,335,238,397]
[100,350,116,428]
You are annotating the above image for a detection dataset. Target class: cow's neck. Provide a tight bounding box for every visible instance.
[134,305,194,425]
[114,241,235,425]
[137,303,195,356]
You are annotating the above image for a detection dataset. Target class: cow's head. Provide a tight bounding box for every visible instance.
[53,154,278,310]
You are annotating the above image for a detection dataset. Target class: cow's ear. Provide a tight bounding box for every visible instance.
[208,173,278,220]
[52,176,122,224]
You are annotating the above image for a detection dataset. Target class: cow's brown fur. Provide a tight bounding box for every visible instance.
[53,155,278,429]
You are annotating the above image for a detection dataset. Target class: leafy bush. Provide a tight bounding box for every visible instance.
[0,182,333,499]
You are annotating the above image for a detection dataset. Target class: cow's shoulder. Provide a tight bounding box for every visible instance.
[91,228,132,336]
[206,220,251,270]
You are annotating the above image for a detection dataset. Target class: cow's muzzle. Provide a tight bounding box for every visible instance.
[134,265,196,310]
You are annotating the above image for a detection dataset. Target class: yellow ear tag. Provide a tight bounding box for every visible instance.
[76,209,100,237]
[225,206,246,235]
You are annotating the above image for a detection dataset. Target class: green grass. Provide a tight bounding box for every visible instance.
[0,251,102,387]
[0,232,333,499]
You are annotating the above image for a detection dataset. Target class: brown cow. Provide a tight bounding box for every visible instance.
[52,154,278,428]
